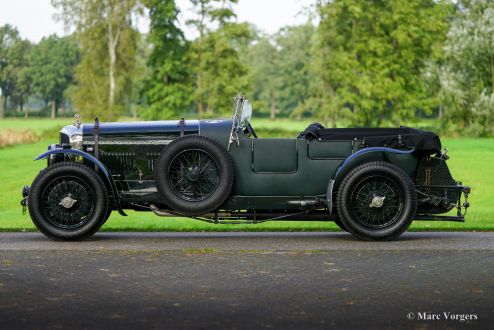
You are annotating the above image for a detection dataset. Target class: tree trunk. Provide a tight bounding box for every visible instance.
[198,103,204,115]
[197,73,204,115]
[108,41,116,121]
[108,48,116,120]
[24,107,29,119]
[12,96,18,114]
[132,105,137,119]
[491,55,494,94]
[0,93,4,118]
[196,53,204,115]
[107,18,120,122]
[60,98,66,116]
[196,7,205,116]
[51,98,56,119]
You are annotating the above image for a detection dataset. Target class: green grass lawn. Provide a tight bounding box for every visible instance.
[0,135,491,232]
[252,117,308,131]
[0,117,72,134]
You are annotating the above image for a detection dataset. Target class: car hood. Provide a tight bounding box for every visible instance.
[81,120,200,136]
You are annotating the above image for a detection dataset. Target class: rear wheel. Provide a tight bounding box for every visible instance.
[336,162,416,241]
[28,162,109,241]
[155,136,234,216]
[334,218,349,232]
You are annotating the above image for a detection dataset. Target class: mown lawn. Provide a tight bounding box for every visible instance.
[0,117,72,134]
[0,134,491,232]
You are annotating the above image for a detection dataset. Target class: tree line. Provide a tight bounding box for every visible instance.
[0,0,493,136]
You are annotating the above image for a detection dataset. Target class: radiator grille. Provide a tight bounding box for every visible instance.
[99,152,136,173]
[146,152,161,173]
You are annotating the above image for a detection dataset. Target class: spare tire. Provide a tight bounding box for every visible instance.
[155,136,234,216]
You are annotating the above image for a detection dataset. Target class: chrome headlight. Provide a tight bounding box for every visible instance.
[60,124,83,150]
[69,134,83,150]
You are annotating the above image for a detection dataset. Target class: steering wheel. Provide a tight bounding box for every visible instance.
[244,122,258,138]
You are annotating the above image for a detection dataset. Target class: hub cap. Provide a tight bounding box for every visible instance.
[41,176,94,229]
[59,196,78,209]
[168,149,220,201]
[369,196,385,208]
[350,175,403,228]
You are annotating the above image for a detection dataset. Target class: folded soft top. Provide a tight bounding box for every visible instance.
[299,123,441,155]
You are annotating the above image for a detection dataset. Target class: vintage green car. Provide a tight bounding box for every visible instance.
[22,95,470,241]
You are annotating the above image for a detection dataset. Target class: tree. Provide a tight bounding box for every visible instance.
[52,0,142,120]
[28,35,79,119]
[244,24,316,120]
[304,28,341,127]
[141,0,192,120]
[243,33,281,119]
[315,0,452,126]
[429,0,494,136]
[7,39,31,114]
[275,24,315,118]
[0,25,19,118]
[188,0,252,115]
[0,25,32,117]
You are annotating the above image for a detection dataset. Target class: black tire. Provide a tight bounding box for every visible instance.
[28,162,109,241]
[336,161,417,241]
[104,210,112,222]
[334,218,349,232]
[155,136,234,216]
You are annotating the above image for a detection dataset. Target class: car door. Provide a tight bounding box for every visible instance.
[251,138,298,173]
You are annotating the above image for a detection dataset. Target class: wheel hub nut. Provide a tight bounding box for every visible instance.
[369,196,385,208]
[59,196,78,209]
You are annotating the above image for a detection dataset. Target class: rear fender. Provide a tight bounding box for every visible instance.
[334,147,417,184]
[34,147,127,216]
[324,147,417,215]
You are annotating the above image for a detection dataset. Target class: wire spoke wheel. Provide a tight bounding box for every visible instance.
[28,163,109,241]
[156,136,234,216]
[349,175,404,229]
[41,176,95,229]
[168,149,220,202]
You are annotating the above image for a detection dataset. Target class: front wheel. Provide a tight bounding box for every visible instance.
[336,162,417,241]
[28,162,109,241]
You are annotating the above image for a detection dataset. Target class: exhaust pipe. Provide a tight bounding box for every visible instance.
[149,204,334,222]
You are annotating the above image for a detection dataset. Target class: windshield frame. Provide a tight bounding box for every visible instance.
[228,94,252,151]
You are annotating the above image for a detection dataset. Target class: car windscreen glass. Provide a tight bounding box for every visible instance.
[241,100,252,125]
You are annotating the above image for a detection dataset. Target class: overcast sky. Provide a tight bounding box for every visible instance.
[0,0,315,42]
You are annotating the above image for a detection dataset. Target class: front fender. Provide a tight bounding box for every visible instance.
[334,147,416,183]
[34,147,127,216]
